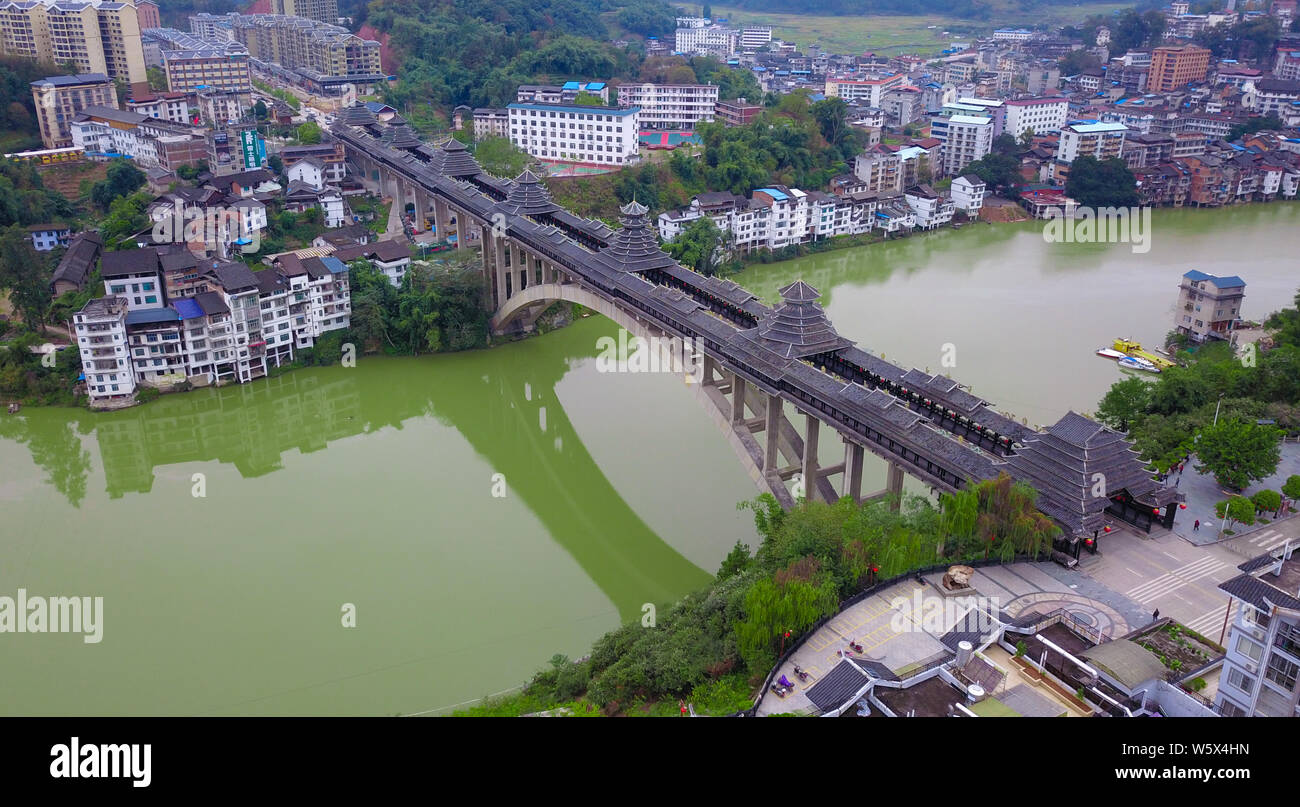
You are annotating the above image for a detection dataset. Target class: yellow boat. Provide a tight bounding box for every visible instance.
[1112,337,1174,370]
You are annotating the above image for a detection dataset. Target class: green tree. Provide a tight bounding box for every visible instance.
[0,225,50,333]
[1215,496,1256,534]
[663,215,723,276]
[90,160,146,212]
[1065,156,1139,208]
[1096,376,1153,432]
[717,540,752,581]
[1252,489,1282,516]
[1281,474,1300,504]
[297,121,323,145]
[1196,418,1282,491]
[473,136,530,178]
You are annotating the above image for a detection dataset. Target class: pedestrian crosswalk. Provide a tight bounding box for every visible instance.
[1124,556,1230,605]
[1184,603,1237,639]
[1242,528,1295,553]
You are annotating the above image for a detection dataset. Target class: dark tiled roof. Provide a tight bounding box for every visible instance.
[51,232,102,288]
[499,170,559,217]
[803,659,874,713]
[100,248,161,278]
[253,268,288,295]
[194,291,229,316]
[1219,572,1300,612]
[594,201,678,274]
[753,280,853,359]
[208,261,258,292]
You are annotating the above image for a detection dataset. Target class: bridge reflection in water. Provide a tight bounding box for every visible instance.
[4,321,716,622]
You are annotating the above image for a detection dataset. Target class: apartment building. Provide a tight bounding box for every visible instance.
[1175,270,1245,342]
[77,244,353,404]
[950,174,985,214]
[1215,546,1300,717]
[280,142,346,184]
[824,74,906,107]
[1148,44,1212,92]
[0,0,149,94]
[931,113,993,176]
[507,102,640,166]
[616,82,717,130]
[472,108,508,140]
[1245,77,1300,116]
[125,91,193,124]
[904,184,955,230]
[853,143,933,192]
[674,23,737,58]
[30,72,117,149]
[1003,96,1069,138]
[516,81,609,105]
[188,12,236,42]
[74,296,136,405]
[752,186,808,250]
[271,0,338,24]
[70,104,207,169]
[740,25,771,50]
[229,14,383,92]
[1058,120,1127,164]
[163,42,252,93]
[714,98,761,127]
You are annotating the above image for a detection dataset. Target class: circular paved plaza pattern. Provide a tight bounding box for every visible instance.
[1002,591,1131,640]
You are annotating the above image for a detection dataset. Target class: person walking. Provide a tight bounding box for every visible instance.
[1152,608,1160,622]
[1194,519,1200,532]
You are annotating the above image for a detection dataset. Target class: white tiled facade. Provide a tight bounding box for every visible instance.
[507,103,640,165]
[616,83,717,130]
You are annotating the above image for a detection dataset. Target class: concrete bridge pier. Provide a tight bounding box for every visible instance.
[886,461,904,511]
[731,376,746,425]
[803,413,820,502]
[763,393,781,475]
[844,438,864,502]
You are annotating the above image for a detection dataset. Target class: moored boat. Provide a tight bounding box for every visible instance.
[1118,356,1160,373]
[1096,348,1126,359]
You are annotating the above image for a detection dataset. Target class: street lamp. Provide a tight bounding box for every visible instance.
[1213,392,1225,426]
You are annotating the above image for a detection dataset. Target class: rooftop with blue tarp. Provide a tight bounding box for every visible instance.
[321,255,348,274]
[173,298,204,320]
[125,307,180,326]
[756,188,787,200]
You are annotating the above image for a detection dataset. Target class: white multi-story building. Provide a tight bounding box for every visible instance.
[904,185,955,230]
[616,83,718,130]
[740,25,772,50]
[74,296,136,405]
[674,23,738,57]
[1003,96,1070,138]
[101,251,165,312]
[824,74,906,108]
[1058,120,1128,164]
[507,102,640,166]
[950,174,986,214]
[931,114,993,176]
[992,28,1033,42]
[1214,546,1300,717]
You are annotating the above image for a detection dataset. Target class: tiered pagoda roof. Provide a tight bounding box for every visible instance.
[340,103,378,128]
[594,200,678,274]
[997,411,1181,539]
[752,280,853,359]
[438,138,482,178]
[499,170,559,217]
[382,123,422,149]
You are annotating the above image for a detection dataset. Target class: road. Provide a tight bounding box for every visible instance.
[1080,515,1300,645]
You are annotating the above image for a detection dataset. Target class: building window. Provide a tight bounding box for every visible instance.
[1266,653,1299,691]
[1226,667,1254,693]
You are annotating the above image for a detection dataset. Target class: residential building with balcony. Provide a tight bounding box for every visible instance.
[1175,270,1245,342]
[30,72,117,149]
[616,82,717,130]
[75,296,136,404]
[507,102,640,166]
[1003,96,1069,138]
[1215,546,1300,717]
[950,174,985,214]
[1058,120,1127,164]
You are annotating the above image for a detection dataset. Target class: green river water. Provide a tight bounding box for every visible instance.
[2,202,1297,714]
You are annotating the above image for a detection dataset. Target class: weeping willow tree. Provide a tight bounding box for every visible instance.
[734,564,839,673]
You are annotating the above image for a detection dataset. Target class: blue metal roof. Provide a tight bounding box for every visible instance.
[756,188,787,201]
[320,255,348,274]
[1184,270,1246,288]
[125,306,180,325]
[562,81,580,90]
[173,298,204,320]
